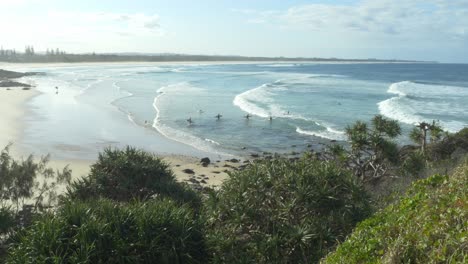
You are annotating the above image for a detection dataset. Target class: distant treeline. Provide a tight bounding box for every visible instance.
[0,46,428,63]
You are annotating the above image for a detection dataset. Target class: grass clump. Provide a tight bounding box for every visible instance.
[322,161,468,264]
[206,157,372,263]
[7,198,207,264]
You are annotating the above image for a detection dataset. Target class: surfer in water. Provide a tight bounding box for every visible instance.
[215,113,222,120]
[187,117,193,124]
[244,114,251,119]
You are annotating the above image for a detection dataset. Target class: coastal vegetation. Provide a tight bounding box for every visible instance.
[205,158,371,263]
[66,147,201,208]
[0,47,422,63]
[7,198,207,263]
[322,163,467,263]
[0,115,466,263]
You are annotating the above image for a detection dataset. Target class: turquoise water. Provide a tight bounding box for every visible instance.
[14,62,468,159]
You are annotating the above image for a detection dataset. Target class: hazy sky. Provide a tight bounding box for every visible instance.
[1,0,467,62]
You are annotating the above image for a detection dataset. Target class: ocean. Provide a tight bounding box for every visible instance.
[13,62,468,160]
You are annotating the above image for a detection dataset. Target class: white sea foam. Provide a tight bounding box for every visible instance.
[378,81,468,132]
[112,81,133,97]
[261,64,297,67]
[296,127,347,141]
[205,138,221,145]
[152,85,231,156]
[233,83,277,118]
[157,82,205,94]
[233,81,313,120]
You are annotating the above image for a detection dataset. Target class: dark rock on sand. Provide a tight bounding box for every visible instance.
[250,153,259,158]
[200,157,210,164]
[188,178,199,184]
[229,158,239,163]
[0,69,43,79]
[182,168,195,174]
[0,80,32,88]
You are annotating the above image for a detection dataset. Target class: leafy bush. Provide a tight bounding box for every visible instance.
[400,150,426,177]
[66,147,200,207]
[0,144,71,212]
[206,157,372,263]
[344,115,401,181]
[0,206,15,234]
[7,198,207,264]
[322,161,468,263]
[428,127,468,161]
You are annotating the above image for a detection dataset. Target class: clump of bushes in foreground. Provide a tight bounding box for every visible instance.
[7,198,207,263]
[66,146,201,207]
[205,157,372,263]
[322,161,468,263]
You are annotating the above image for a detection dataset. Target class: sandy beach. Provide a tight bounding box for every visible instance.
[0,84,237,191]
[0,87,40,151]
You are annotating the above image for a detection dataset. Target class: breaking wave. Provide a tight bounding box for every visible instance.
[378,81,468,132]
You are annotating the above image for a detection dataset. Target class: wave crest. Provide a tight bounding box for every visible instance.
[296,127,346,141]
[378,81,468,132]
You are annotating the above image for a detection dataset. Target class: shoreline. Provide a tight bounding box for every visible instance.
[0,85,239,190]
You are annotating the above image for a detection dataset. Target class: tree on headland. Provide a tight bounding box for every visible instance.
[410,120,444,153]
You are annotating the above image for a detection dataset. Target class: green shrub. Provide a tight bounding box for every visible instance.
[66,147,200,207]
[344,115,401,181]
[0,144,71,213]
[0,206,15,234]
[206,157,372,263]
[400,150,426,177]
[428,127,468,161]
[322,162,468,264]
[7,198,207,264]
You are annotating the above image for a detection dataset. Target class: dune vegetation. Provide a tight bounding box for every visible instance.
[322,163,467,263]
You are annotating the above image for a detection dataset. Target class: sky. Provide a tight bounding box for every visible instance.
[0,0,467,63]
